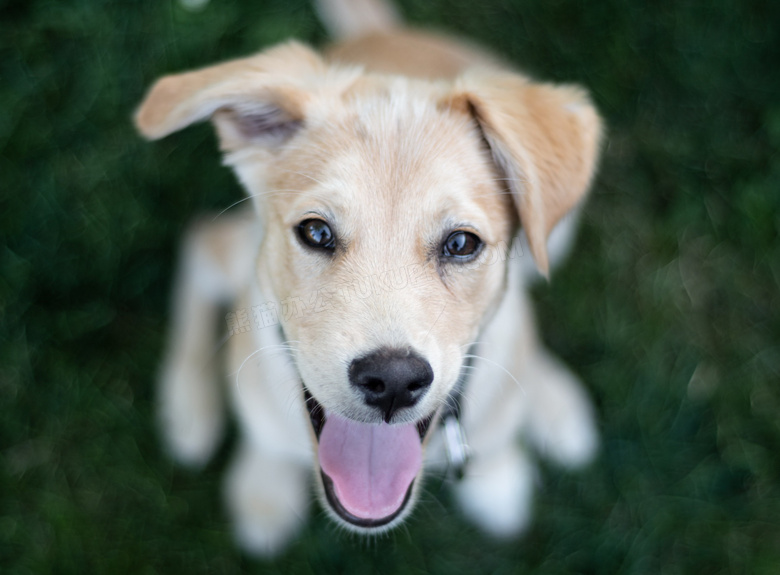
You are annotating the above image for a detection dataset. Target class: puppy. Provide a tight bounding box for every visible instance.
[135,0,602,556]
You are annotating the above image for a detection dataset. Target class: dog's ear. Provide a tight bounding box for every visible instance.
[446,73,603,276]
[135,42,339,151]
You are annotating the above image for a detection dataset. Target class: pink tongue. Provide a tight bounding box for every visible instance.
[318,414,422,520]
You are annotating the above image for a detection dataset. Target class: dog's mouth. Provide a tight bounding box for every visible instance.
[304,388,435,527]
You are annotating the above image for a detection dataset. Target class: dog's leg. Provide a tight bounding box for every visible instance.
[522,351,599,469]
[453,443,536,538]
[158,213,259,466]
[454,262,598,536]
[452,356,596,538]
[220,279,312,556]
[224,440,310,557]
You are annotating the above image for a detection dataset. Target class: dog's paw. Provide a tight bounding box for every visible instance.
[524,354,599,469]
[224,444,309,558]
[454,446,536,538]
[158,359,224,467]
[233,508,304,558]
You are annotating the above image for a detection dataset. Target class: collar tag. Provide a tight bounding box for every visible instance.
[441,343,478,480]
[443,414,470,480]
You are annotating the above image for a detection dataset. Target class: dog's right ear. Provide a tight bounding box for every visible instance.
[135,42,341,151]
[444,73,603,277]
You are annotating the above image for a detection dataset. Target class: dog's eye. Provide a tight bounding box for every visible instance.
[298,219,335,249]
[442,231,481,259]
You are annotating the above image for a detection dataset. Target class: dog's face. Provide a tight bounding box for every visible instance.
[136,41,601,530]
[257,84,515,423]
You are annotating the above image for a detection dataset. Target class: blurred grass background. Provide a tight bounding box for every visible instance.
[2,0,779,572]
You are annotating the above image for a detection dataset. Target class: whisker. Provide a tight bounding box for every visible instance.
[463,353,525,395]
[212,188,339,221]
[459,340,490,349]
[281,169,329,188]
[210,195,257,220]
[211,189,307,221]
[232,342,300,399]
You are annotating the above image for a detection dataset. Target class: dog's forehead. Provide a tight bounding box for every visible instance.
[271,78,506,234]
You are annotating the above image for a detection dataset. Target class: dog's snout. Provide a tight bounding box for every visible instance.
[349,349,433,423]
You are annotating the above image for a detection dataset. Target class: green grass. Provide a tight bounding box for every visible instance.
[2,0,779,572]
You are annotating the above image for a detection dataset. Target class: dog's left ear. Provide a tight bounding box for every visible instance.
[134,41,352,151]
[446,73,603,276]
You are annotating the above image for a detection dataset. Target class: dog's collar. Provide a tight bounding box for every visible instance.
[440,345,474,480]
[277,325,473,479]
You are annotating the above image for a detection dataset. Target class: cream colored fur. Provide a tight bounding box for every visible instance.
[138,0,602,556]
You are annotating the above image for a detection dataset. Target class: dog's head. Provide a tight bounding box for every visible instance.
[136,41,601,530]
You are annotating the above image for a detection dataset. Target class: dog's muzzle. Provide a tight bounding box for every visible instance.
[299,343,474,529]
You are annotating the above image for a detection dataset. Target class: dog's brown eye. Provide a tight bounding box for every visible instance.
[298,219,335,249]
[443,231,481,259]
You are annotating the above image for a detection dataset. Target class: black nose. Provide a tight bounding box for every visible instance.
[349,348,434,423]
